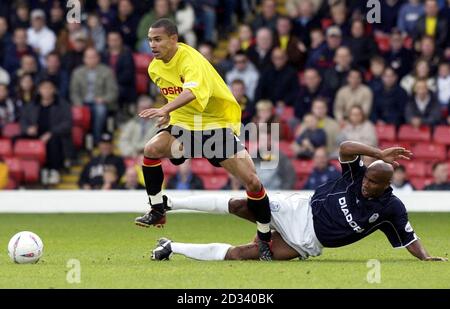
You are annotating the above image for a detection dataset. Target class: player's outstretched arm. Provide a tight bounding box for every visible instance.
[339,141,412,167]
[139,89,196,126]
[406,239,448,261]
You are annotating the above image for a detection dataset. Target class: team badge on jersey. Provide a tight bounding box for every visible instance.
[405,221,413,232]
[369,213,379,223]
[269,201,280,212]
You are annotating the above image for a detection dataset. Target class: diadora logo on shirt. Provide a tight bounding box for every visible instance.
[161,86,183,95]
[339,197,364,233]
[369,213,379,223]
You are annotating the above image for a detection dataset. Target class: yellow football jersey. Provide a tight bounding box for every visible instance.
[148,43,242,134]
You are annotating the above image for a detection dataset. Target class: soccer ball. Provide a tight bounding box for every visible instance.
[7,231,44,264]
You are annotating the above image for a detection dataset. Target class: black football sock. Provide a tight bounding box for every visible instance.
[247,186,272,242]
[142,157,164,212]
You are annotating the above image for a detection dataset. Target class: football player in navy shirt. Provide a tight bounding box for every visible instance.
[150,141,447,262]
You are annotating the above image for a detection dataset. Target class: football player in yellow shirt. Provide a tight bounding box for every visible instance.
[134,19,273,260]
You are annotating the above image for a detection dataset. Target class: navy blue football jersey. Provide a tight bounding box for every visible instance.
[311,156,418,248]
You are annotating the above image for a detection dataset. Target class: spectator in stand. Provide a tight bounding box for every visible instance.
[254,47,298,108]
[167,159,204,190]
[329,2,351,37]
[391,165,415,194]
[345,19,378,69]
[373,0,403,34]
[306,26,343,70]
[252,100,290,141]
[86,13,106,53]
[417,36,440,75]
[217,37,241,77]
[192,0,218,43]
[137,0,174,53]
[20,79,73,185]
[0,17,12,66]
[3,28,36,76]
[397,0,424,37]
[401,58,437,95]
[97,0,117,31]
[437,62,450,109]
[294,68,331,120]
[0,84,17,130]
[78,133,126,190]
[371,67,409,126]
[424,162,450,191]
[170,0,197,47]
[322,46,352,99]
[103,31,136,109]
[337,105,378,147]
[334,69,373,124]
[292,113,326,159]
[101,165,121,190]
[274,15,306,70]
[303,147,340,190]
[310,98,339,156]
[251,0,279,32]
[292,0,321,48]
[405,79,441,128]
[10,2,30,30]
[286,0,323,19]
[383,29,414,79]
[48,2,65,35]
[111,0,140,50]
[27,9,56,67]
[226,51,259,101]
[198,42,215,64]
[230,79,254,125]
[414,0,448,50]
[367,56,386,95]
[118,166,145,190]
[238,24,253,51]
[254,130,296,190]
[14,73,35,116]
[70,47,118,145]
[36,52,69,99]
[61,31,88,75]
[118,96,159,158]
[246,27,274,73]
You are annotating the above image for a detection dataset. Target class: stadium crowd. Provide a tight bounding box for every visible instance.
[0,0,450,192]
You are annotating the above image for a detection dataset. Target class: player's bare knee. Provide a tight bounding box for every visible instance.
[245,174,262,192]
[144,142,163,158]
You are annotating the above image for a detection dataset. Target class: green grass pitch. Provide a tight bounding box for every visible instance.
[0,212,448,288]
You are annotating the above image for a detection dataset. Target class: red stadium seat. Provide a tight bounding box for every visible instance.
[191,158,214,175]
[0,139,13,158]
[14,139,46,165]
[4,157,22,182]
[72,126,84,149]
[294,176,308,190]
[292,159,314,177]
[374,35,390,53]
[1,122,21,138]
[399,160,426,177]
[72,106,91,132]
[380,141,413,150]
[433,125,450,145]
[212,166,228,176]
[21,159,40,183]
[161,158,178,176]
[5,178,17,189]
[200,174,229,190]
[398,125,431,143]
[412,143,447,161]
[375,124,396,142]
[279,141,295,158]
[133,53,153,73]
[136,73,149,94]
[410,177,433,190]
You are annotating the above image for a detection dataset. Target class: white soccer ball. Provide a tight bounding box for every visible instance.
[7,231,44,264]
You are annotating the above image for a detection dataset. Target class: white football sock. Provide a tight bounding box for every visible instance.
[170,195,230,213]
[171,242,232,261]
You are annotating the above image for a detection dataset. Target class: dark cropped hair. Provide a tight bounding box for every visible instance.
[151,18,178,36]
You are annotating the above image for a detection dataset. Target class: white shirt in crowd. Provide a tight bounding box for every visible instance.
[27,26,56,66]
